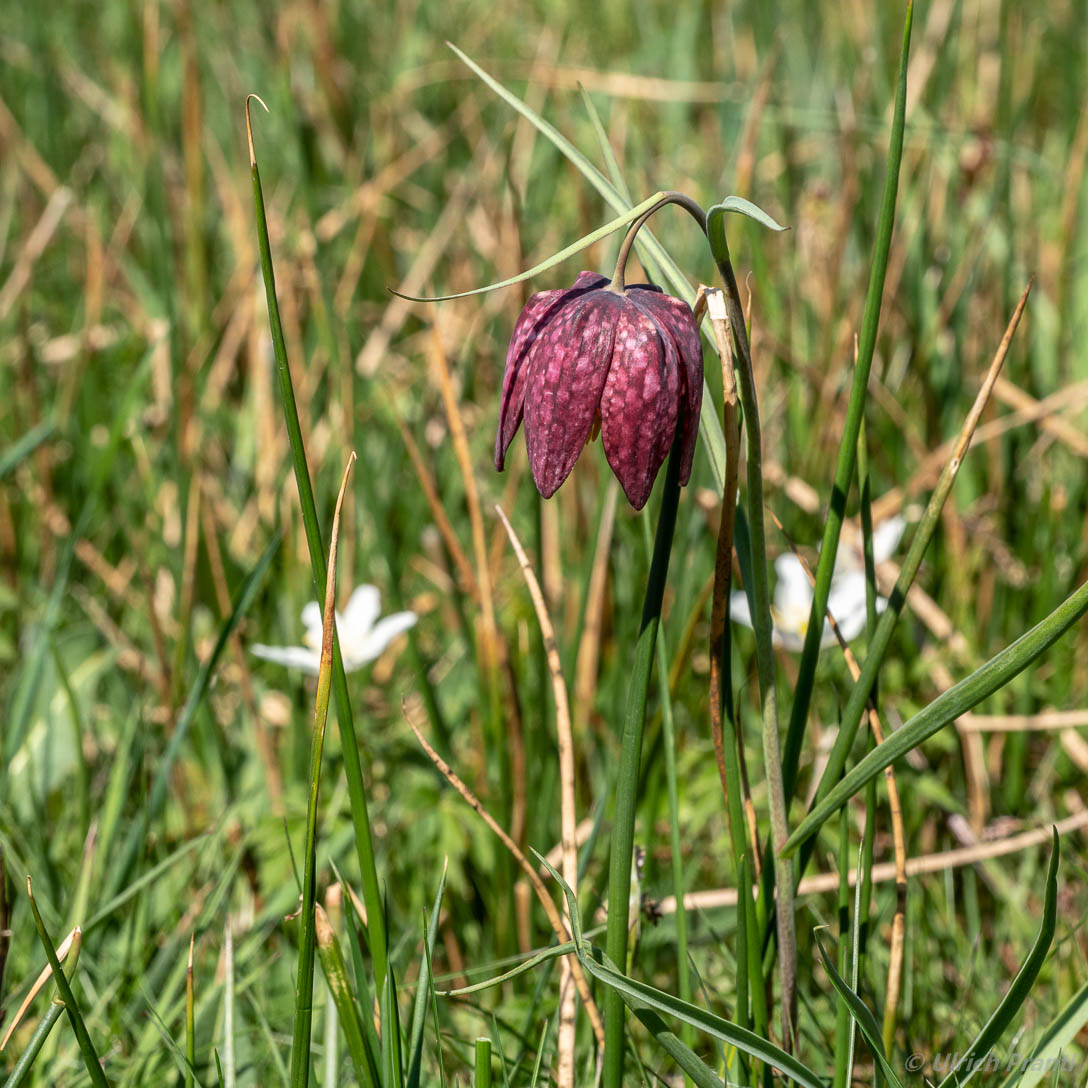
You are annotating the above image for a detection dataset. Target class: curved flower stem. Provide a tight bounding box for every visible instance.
[603,440,684,1088]
[706,216,797,1048]
[608,192,707,292]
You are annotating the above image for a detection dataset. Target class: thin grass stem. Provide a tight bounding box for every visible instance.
[289,453,355,1088]
[780,1,915,802]
[247,96,388,993]
[603,439,683,1088]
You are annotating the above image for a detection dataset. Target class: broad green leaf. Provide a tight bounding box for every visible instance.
[782,580,1088,854]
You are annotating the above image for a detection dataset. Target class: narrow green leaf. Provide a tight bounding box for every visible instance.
[185,936,196,1088]
[936,831,1060,1088]
[538,854,823,1088]
[407,862,449,1088]
[603,443,684,1088]
[578,85,633,204]
[26,886,108,1088]
[474,1037,492,1088]
[390,192,669,301]
[782,583,1088,854]
[249,98,388,993]
[0,420,54,482]
[1,1001,65,1088]
[780,0,915,802]
[707,197,787,233]
[814,930,903,1088]
[436,942,574,997]
[996,980,1088,1088]
[316,906,380,1088]
[291,455,355,1088]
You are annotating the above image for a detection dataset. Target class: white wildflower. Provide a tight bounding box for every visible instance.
[251,584,417,674]
[731,517,905,652]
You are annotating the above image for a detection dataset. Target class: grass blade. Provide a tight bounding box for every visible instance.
[474,1037,492,1088]
[1,1002,65,1088]
[780,0,915,799]
[782,583,1088,854]
[248,94,388,992]
[25,884,107,1088]
[788,279,1032,865]
[290,453,356,1088]
[316,904,380,1088]
[541,854,824,1088]
[996,979,1088,1088]
[392,192,672,301]
[406,861,449,1088]
[935,831,1060,1088]
[814,929,903,1088]
[186,935,195,1088]
[603,442,684,1088]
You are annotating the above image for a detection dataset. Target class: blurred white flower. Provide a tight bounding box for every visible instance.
[251,584,417,674]
[731,516,905,652]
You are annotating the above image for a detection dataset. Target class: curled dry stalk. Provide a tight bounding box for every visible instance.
[494,504,583,1088]
[402,700,606,1049]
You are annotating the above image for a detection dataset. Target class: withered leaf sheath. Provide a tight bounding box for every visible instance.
[494,272,703,510]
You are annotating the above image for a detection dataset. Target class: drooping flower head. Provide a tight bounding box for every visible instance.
[494,271,703,510]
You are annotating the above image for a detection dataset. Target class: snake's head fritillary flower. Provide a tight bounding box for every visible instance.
[494,271,703,510]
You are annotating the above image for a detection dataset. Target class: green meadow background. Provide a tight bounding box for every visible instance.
[1,0,1086,1083]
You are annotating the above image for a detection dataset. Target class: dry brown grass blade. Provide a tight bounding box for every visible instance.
[355,176,470,376]
[0,185,73,320]
[958,709,1088,732]
[654,809,1088,915]
[393,413,480,602]
[428,325,499,667]
[494,504,581,1088]
[0,926,80,1051]
[402,698,606,1048]
[428,324,527,846]
[870,375,1088,525]
[701,286,751,869]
